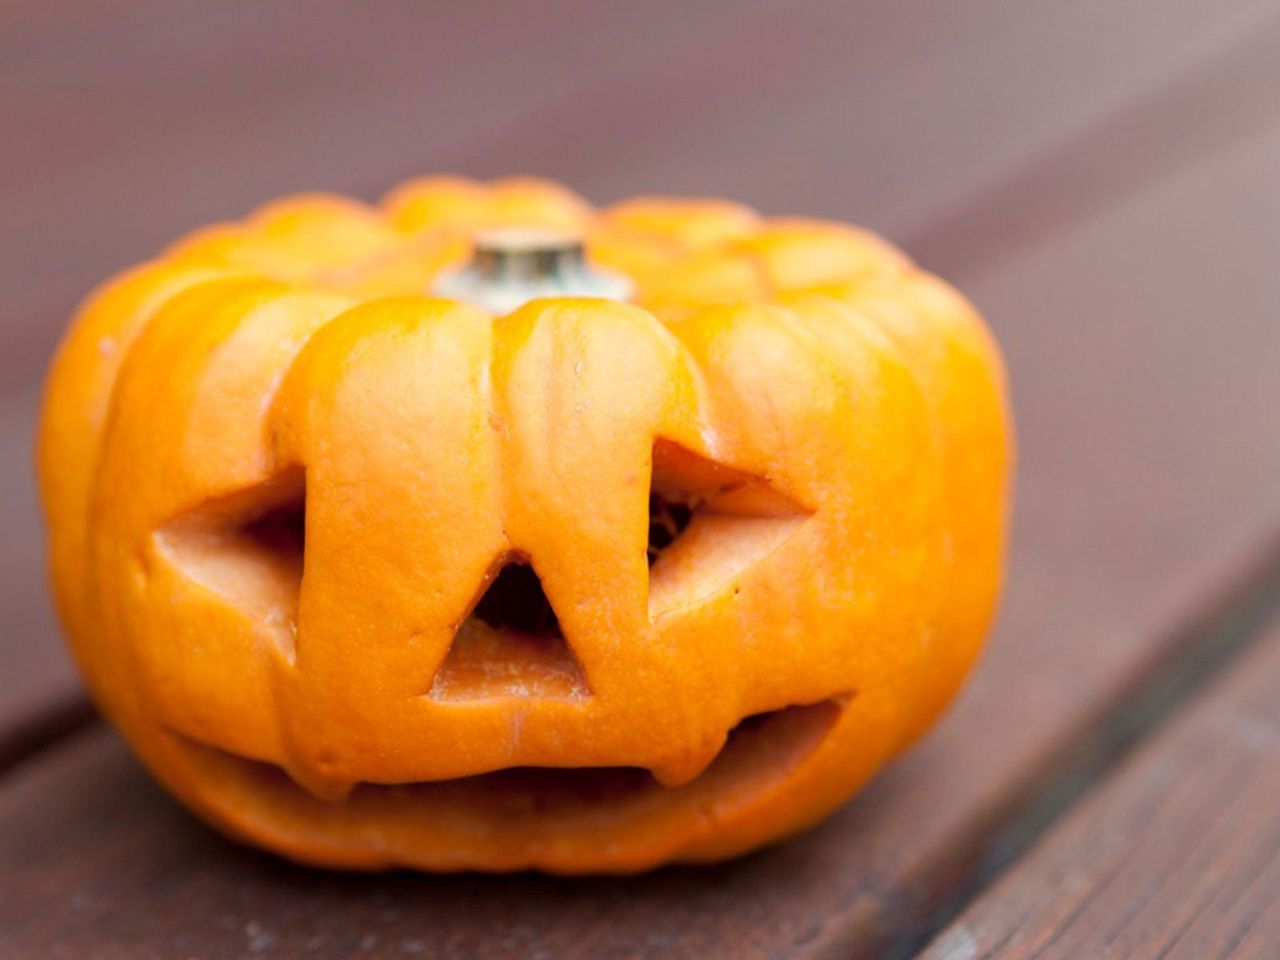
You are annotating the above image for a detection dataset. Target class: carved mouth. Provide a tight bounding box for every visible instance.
[176,698,847,826]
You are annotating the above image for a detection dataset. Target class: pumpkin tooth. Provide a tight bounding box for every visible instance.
[649,737,728,788]
[282,764,355,805]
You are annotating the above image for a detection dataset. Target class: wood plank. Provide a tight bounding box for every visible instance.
[5,0,1280,764]
[921,619,1280,960]
[4,3,1280,958]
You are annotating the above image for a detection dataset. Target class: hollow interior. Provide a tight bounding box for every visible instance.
[648,492,694,565]
[239,496,306,564]
[470,561,560,636]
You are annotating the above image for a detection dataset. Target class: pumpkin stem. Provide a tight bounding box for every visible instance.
[433,227,631,313]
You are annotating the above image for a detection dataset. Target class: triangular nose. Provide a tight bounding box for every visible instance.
[427,559,588,701]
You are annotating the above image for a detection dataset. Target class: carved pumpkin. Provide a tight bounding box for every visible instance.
[37,177,1010,873]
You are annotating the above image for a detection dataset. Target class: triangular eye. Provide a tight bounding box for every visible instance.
[648,439,810,617]
[153,468,306,658]
[428,558,588,701]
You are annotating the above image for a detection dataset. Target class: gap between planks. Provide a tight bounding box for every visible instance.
[867,525,1280,960]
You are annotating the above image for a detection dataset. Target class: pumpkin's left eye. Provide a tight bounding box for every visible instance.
[153,468,306,656]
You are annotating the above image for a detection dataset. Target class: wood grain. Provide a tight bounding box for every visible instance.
[921,619,1280,960]
[3,2,1280,958]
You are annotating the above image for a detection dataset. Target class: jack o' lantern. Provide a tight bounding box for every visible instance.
[37,177,1010,873]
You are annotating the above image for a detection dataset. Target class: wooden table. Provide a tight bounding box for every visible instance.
[3,2,1279,957]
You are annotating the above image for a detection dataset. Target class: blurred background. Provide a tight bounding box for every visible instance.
[4,2,1280,955]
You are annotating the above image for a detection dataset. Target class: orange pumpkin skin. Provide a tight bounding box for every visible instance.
[37,177,1011,873]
